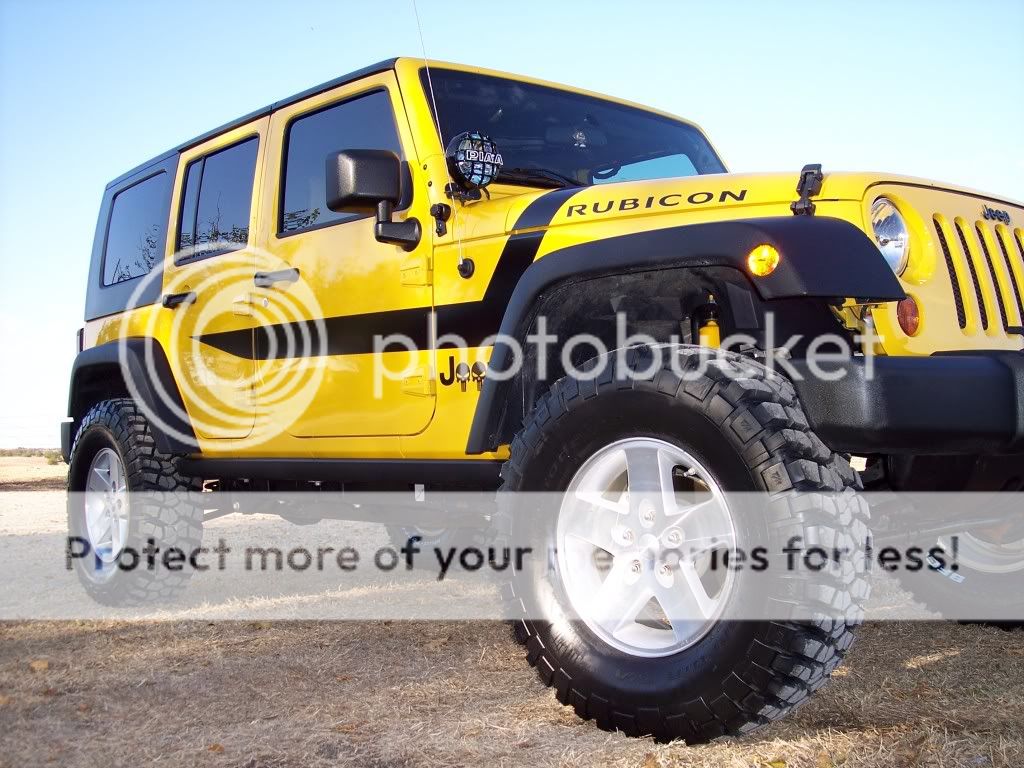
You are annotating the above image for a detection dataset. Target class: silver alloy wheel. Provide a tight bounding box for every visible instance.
[83,447,130,575]
[941,533,1024,575]
[557,438,736,658]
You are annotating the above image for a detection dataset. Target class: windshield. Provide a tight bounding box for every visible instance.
[421,69,726,188]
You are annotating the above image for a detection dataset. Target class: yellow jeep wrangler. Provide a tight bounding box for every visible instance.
[63,58,1024,742]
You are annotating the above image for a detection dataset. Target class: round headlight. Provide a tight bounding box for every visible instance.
[869,197,910,275]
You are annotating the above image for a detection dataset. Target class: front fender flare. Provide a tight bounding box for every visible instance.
[465,215,904,454]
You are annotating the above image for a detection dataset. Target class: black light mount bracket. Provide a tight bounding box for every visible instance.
[445,182,488,204]
[791,163,824,216]
[430,202,452,237]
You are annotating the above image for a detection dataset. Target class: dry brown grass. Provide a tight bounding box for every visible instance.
[2,456,1021,766]
[0,620,1021,768]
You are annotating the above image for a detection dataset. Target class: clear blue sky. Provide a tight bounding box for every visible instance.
[1,0,1021,447]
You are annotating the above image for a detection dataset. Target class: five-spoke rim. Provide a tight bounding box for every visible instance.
[557,437,736,657]
[947,532,1024,575]
[83,447,130,572]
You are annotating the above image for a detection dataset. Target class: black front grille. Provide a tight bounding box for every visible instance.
[977,224,1009,330]
[934,219,967,329]
[995,230,1024,324]
[954,220,989,331]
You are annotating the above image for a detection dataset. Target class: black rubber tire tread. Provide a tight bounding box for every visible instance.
[500,346,869,743]
[67,398,203,606]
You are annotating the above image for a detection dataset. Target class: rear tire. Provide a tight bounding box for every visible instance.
[500,346,869,743]
[897,532,1024,629]
[67,398,203,606]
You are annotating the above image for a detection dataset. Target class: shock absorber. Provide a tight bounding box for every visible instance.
[696,294,721,348]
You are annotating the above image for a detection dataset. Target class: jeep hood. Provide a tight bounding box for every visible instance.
[498,171,1024,235]
[502,172,799,234]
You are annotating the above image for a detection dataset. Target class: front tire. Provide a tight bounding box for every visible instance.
[501,347,869,743]
[67,399,203,606]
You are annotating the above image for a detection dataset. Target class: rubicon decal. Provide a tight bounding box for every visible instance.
[565,188,748,217]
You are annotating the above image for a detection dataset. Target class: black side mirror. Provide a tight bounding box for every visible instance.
[325,149,421,251]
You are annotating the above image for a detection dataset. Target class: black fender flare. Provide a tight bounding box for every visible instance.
[64,338,198,460]
[465,215,905,454]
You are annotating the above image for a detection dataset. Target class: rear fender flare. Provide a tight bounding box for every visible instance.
[65,338,197,459]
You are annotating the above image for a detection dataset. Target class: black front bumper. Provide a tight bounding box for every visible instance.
[791,351,1024,455]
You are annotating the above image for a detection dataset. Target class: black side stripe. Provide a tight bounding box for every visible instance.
[196,187,582,360]
[436,186,579,347]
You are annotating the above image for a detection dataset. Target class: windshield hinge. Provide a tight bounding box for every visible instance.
[791,163,823,216]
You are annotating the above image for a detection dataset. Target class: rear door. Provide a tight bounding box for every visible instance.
[163,119,268,440]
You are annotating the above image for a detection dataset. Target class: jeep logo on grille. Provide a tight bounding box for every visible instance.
[982,205,1011,225]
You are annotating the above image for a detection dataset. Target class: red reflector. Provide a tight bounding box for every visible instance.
[897,296,920,337]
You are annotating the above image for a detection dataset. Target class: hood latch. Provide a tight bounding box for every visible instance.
[791,163,823,216]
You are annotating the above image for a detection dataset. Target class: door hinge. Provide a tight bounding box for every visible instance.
[402,367,436,397]
[400,252,433,286]
[791,163,823,216]
[232,293,254,316]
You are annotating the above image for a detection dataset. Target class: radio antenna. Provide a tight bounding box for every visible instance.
[412,0,442,147]
[411,0,472,277]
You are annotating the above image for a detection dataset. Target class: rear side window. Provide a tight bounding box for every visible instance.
[177,136,259,260]
[280,90,402,235]
[102,172,171,285]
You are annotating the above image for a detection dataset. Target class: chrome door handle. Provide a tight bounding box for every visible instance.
[161,291,197,308]
[254,268,300,288]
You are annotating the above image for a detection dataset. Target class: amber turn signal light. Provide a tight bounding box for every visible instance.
[747,244,780,277]
[897,295,920,336]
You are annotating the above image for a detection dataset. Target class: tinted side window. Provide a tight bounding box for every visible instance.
[103,172,170,285]
[177,136,259,259]
[281,90,402,234]
[176,160,202,252]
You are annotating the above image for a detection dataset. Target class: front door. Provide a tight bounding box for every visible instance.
[255,74,435,438]
[163,120,267,440]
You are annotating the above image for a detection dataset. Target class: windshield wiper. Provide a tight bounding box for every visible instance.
[498,167,584,189]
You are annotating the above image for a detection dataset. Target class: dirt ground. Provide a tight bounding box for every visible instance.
[1,457,1022,767]
[0,456,67,491]
[2,621,1022,768]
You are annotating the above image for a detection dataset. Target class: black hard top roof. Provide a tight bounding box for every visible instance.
[106,58,400,189]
